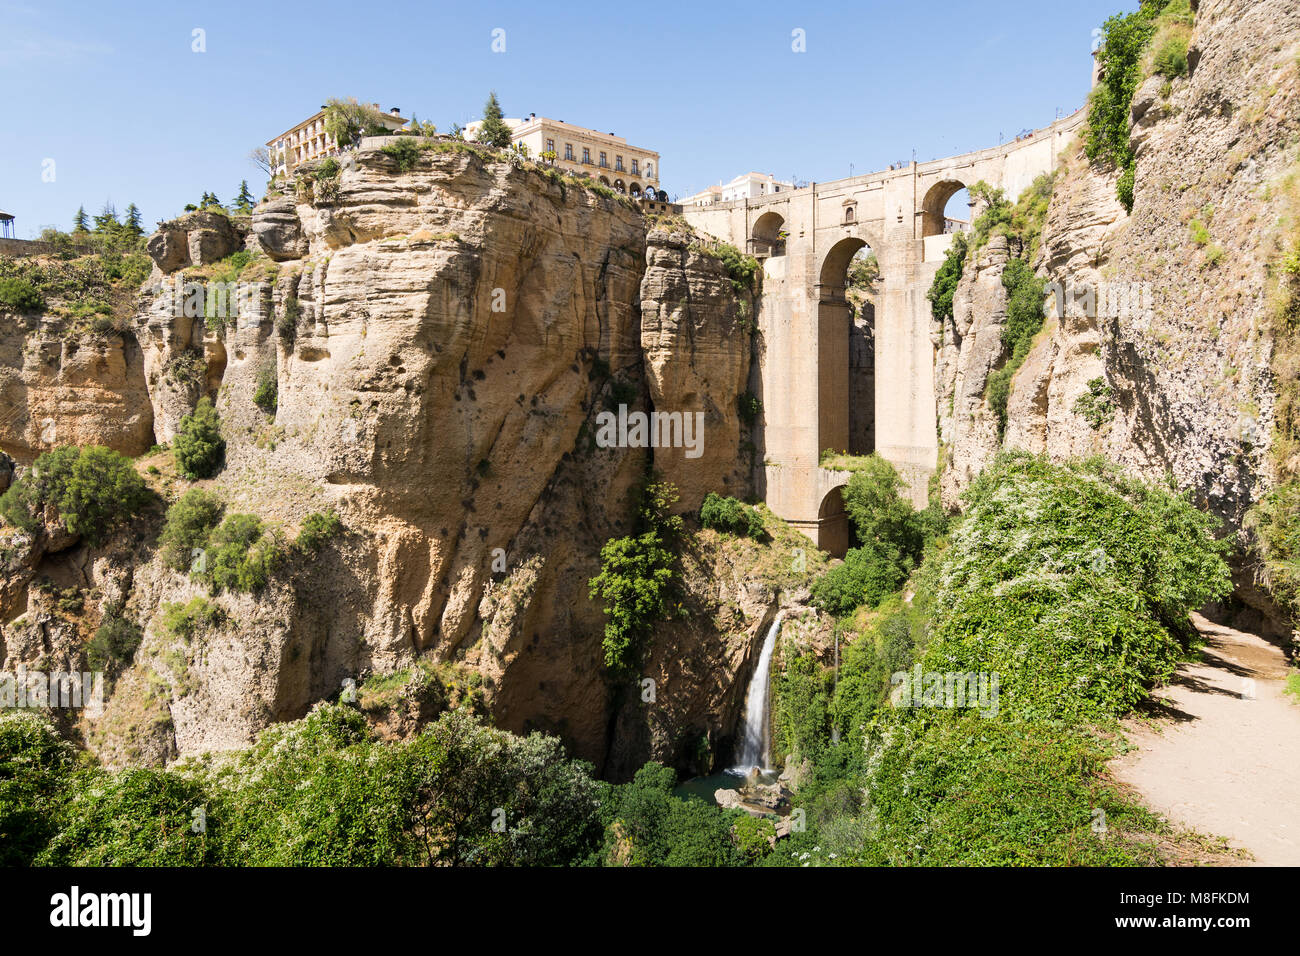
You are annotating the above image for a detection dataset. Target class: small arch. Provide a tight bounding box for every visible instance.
[629,182,642,197]
[819,236,868,297]
[613,179,626,193]
[921,178,967,238]
[599,175,610,186]
[751,210,786,258]
[817,487,850,558]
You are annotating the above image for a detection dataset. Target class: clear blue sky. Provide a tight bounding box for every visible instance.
[0,0,1131,238]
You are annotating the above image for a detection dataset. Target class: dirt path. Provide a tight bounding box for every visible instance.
[1111,613,1300,865]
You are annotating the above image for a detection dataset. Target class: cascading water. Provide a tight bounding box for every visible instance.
[732,612,783,772]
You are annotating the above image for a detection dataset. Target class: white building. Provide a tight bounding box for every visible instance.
[681,172,793,207]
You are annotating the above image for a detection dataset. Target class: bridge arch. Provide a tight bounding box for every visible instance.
[751,210,786,258]
[921,178,968,238]
[817,234,882,459]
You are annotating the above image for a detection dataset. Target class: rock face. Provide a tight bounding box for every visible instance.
[934,0,1300,634]
[0,141,771,778]
[0,315,154,465]
[640,227,755,511]
[145,211,247,273]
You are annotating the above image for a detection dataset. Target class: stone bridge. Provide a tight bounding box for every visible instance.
[681,109,1086,555]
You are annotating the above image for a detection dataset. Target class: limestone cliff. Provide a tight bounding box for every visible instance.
[935,0,1300,635]
[0,141,771,778]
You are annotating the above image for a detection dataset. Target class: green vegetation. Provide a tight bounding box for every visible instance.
[1087,0,1193,211]
[1074,376,1117,429]
[810,455,938,616]
[699,493,766,540]
[253,368,278,415]
[87,607,144,674]
[3,704,648,867]
[380,137,423,172]
[296,510,342,552]
[0,445,147,545]
[986,257,1050,437]
[927,232,966,323]
[172,397,225,479]
[770,452,1231,865]
[714,242,760,294]
[159,597,224,640]
[589,481,683,677]
[0,277,45,312]
[158,488,224,570]
[475,91,513,149]
[594,763,742,866]
[198,513,284,594]
[322,97,394,149]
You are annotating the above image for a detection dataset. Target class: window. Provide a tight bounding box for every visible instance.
[582,147,591,164]
[564,143,573,160]
[546,138,554,154]
[645,162,653,179]
[616,155,624,171]
[599,151,607,167]
[631,159,639,175]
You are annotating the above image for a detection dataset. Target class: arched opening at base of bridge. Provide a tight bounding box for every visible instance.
[817,486,850,559]
[818,237,877,458]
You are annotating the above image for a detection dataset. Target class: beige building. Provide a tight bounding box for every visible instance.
[268,104,407,178]
[465,114,662,197]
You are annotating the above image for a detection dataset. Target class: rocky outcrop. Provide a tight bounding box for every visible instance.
[0,141,769,778]
[640,227,755,511]
[145,210,247,273]
[936,0,1300,633]
[0,315,154,465]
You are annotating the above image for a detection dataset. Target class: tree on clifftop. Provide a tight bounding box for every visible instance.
[475,91,512,148]
[235,181,254,213]
[71,206,89,233]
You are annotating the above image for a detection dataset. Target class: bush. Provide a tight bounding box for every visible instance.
[159,597,224,639]
[810,543,909,615]
[158,488,223,570]
[200,513,283,593]
[699,493,765,540]
[277,293,300,342]
[317,158,340,179]
[598,763,741,866]
[589,482,682,677]
[173,397,225,479]
[380,138,423,172]
[841,456,920,558]
[0,712,75,865]
[296,510,342,551]
[253,368,278,415]
[0,277,45,312]
[0,445,147,545]
[986,257,1048,437]
[87,610,143,673]
[1151,33,1189,77]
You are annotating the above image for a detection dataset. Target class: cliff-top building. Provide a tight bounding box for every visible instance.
[680,172,793,208]
[464,114,662,197]
[268,104,407,178]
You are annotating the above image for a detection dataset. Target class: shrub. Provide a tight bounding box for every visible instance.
[253,368,278,415]
[317,157,340,179]
[699,493,766,540]
[1073,377,1116,429]
[87,609,143,673]
[927,232,966,322]
[589,482,682,677]
[173,397,225,479]
[810,543,909,615]
[1151,33,1189,77]
[841,456,920,558]
[0,277,45,312]
[380,138,423,172]
[277,293,300,342]
[0,712,76,865]
[200,513,283,593]
[159,597,224,639]
[0,445,147,545]
[296,510,342,551]
[715,242,759,294]
[158,488,223,570]
[986,257,1048,437]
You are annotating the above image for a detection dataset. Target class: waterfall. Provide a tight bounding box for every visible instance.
[733,612,783,772]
